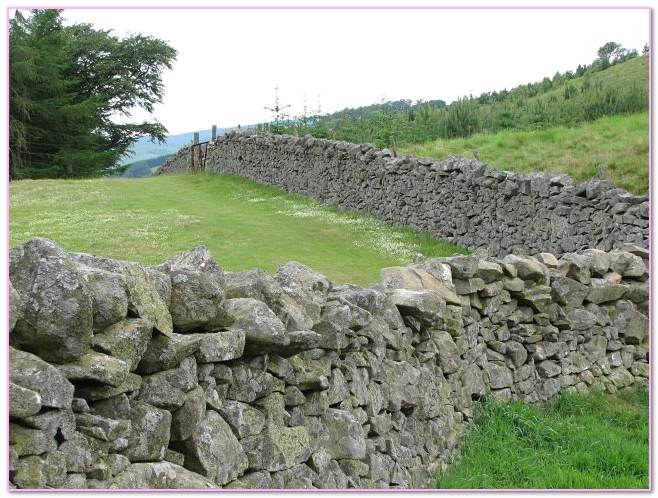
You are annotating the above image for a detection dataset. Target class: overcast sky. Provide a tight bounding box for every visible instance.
[42,8,651,134]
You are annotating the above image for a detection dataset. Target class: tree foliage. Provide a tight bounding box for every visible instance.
[9,9,177,179]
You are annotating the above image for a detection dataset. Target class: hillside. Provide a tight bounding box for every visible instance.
[399,112,648,195]
[120,129,214,165]
[306,55,647,147]
[121,154,173,178]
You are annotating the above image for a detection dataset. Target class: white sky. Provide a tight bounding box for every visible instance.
[46,7,650,135]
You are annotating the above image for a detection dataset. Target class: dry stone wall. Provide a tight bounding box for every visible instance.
[9,238,649,489]
[159,133,649,257]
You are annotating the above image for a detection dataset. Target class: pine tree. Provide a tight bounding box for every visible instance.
[9,9,177,179]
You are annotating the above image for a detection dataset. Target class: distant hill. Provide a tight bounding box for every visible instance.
[120,129,215,165]
[121,154,173,178]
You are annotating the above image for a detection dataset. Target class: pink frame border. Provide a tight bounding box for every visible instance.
[4,4,653,493]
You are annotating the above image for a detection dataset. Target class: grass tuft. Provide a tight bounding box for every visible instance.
[437,387,649,489]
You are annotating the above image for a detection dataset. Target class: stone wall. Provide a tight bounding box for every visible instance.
[9,238,648,489]
[159,133,649,257]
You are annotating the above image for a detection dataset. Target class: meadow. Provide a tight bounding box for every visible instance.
[9,172,465,285]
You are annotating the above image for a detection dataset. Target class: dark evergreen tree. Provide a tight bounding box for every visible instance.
[9,9,177,179]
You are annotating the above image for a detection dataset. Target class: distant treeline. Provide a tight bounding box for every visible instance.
[264,42,648,149]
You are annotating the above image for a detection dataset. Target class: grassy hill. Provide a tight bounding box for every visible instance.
[276,54,648,194]
[9,173,464,285]
[400,112,648,195]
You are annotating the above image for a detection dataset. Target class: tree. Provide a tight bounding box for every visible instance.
[264,84,291,134]
[9,9,177,179]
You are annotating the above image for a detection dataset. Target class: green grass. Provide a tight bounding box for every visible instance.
[399,112,648,195]
[9,172,465,285]
[438,387,649,489]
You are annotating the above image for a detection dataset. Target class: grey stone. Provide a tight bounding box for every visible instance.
[10,238,93,362]
[10,347,74,409]
[78,264,128,331]
[109,462,215,488]
[10,382,42,418]
[536,360,562,378]
[9,279,24,332]
[157,246,228,332]
[485,363,513,389]
[76,372,141,401]
[136,333,201,374]
[170,386,206,441]
[92,318,152,371]
[124,401,171,462]
[550,276,589,307]
[10,424,57,457]
[193,329,245,362]
[319,409,366,460]
[388,289,446,327]
[224,298,289,353]
[586,278,627,304]
[177,410,248,485]
[219,400,266,438]
[57,352,130,387]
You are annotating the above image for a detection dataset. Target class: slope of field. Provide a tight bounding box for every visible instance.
[9,173,465,285]
[399,112,649,195]
[438,387,648,489]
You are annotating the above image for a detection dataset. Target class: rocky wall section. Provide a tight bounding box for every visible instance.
[9,238,649,489]
[159,133,649,256]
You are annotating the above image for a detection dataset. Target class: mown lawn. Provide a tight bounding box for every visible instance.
[9,172,465,285]
[438,387,649,489]
[400,112,649,195]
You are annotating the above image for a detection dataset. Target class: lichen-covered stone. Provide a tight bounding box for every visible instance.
[10,424,57,457]
[75,372,141,401]
[9,279,24,332]
[136,371,186,410]
[224,298,289,353]
[78,264,129,331]
[177,410,248,485]
[319,409,366,460]
[10,347,74,409]
[136,333,201,374]
[157,246,228,332]
[57,352,130,387]
[109,462,215,488]
[388,289,446,327]
[192,329,245,362]
[10,238,93,362]
[92,318,152,371]
[381,266,460,305]
[170,386,206,441]
[124,401,171,462]
[274,261,330,322]
[10,382,42,418]
[219,400,266,439]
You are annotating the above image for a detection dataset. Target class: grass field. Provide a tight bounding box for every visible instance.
[399,112,649,195]
[9,172,465,285]
[438,387,649,489]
